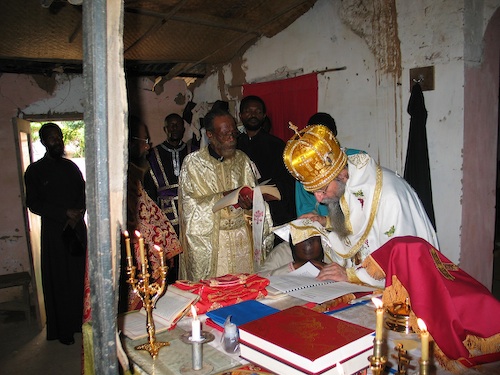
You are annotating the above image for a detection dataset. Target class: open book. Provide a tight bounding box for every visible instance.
[212,183,281,213]
[118,285,199,340]
[268,262,375,304]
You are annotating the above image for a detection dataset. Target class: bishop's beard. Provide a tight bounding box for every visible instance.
[322,180,351,239]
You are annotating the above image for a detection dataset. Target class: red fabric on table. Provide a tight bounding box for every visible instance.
[175,273,270,314]
[369,236,500,366]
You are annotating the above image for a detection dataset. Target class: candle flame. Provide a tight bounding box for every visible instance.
[191,305,198,319]
[154,244,161,251]
[372,297,383,309]
[417,318,427,332]
[123,230,129,238]
[134,230,141,238]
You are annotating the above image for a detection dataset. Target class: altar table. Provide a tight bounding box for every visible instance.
[123,295,500,375]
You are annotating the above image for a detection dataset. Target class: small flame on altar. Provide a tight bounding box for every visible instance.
[191,305,198,319]
[417,318,427,332]
[154,244,161,251]
[372,297,383,309]
[123,230,129,238]
[134,230,141,238]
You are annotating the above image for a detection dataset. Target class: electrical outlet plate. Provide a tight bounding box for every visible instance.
[409,66,434,91]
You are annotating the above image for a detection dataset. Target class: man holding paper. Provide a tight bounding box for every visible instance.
[179,108,274,281]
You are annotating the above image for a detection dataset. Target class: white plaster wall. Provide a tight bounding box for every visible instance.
[127,77,189,146]
[192,0,474,264]
[22,74,85,115]
[397,1,466,263]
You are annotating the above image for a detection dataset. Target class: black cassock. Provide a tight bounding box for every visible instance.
[404,82,436,230]
[24,155,86,342]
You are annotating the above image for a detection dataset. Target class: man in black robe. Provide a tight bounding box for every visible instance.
[24,123,86,345]
[237,96,296,230]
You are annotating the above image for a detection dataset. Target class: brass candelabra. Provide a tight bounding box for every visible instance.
[126,244,169,359]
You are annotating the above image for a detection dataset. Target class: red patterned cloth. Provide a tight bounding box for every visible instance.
[127,183,182,310]
[83,184,182,321]
[365,236,500,369]
[175,273,269,314]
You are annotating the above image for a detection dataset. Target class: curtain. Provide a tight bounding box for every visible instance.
[243,73,318,142]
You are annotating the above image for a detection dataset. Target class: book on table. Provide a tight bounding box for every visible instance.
[267,262,375,304]
[212,182,281,212]
[206,299,279,329]
[118,285,199,340]
[238,305,374,375]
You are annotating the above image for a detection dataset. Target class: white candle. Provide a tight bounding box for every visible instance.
[191,305,201,341]
[124,231,131,259]
[154,244,164,267]
[418,318,429,361]
[135,230,146,265]
[372,297,384,341]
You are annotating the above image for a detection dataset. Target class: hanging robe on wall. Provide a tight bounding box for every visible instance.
[404,82,436,230]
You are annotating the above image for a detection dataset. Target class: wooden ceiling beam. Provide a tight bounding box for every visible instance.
[124,6,259,36]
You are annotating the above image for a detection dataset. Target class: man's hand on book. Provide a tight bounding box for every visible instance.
[237,186,253,209]
[316,262,348,282]
[299,213,328,227]
[238,191,253,209]
[293,260,326,270]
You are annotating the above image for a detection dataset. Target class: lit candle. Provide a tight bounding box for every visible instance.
[191,305,201,341]
[154,244,164,267]
[417,318,429,361]
[124,230,131,259]
[135,230,146,265]
[372,297,384,341]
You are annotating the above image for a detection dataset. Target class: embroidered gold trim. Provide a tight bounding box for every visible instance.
[430,247,456,280]
[340,195,353,234]
[335,164,383,259]
[346,267,361,283]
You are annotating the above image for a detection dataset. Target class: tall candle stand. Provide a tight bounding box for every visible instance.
[369,297,387,375]
[368,341,387,375]
[126,247,169,358]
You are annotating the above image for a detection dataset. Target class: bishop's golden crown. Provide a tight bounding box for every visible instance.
[283,124,347,192]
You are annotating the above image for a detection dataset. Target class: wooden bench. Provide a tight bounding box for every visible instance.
[0,272,31,324]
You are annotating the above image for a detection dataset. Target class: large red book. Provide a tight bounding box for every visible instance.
[238,306,374,375]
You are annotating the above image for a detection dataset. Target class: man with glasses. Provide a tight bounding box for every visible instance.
[178,108,274,281]
[283,125,438,287]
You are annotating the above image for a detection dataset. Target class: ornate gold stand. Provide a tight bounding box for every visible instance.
[391,343,414,375]
[368,337,387,375]
[385,299,413,334]
[368,354,387,375]
[127,255,169,358]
